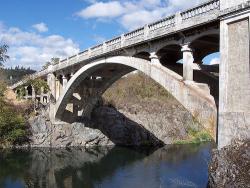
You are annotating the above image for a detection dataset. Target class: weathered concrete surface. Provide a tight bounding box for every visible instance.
[219,9,250,148]
[220,0,248,10]
[208,139,250,187]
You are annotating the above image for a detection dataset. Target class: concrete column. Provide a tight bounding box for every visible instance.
[149,52,161,65]
[47,69,56,122]
[32,86,36,101]
[59,75,64,97]
[218,9,250,148]
[182,43,194,81]
[47,73,56,101]
[40,87,44,103]
[62,75,68,90]
[55,76,60,101]
[24,86,28,99]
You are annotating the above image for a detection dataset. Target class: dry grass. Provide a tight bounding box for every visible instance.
[103,72,175,110]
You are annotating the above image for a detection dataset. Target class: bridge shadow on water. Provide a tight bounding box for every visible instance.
[0,142,214,188]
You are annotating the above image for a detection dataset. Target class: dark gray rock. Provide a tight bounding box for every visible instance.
[208,140,250,188]
[28,103,198,147]
[91,106,163,146]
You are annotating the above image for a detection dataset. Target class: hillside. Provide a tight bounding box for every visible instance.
[100,72,212,144]
[0,67,36,85]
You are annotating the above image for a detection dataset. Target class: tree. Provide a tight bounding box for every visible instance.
[42,62,51,70]
[0,44,9,67]
[51,57,60,65]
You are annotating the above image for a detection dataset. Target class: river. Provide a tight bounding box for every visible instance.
[0,142,214,188]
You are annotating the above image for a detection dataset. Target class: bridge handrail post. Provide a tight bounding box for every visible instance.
[121,34,125,48]
[175,12,182,29]
[103,42,107,53]
[88,48,91,58]
[144,24,149,40]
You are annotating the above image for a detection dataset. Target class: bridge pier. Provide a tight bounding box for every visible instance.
[47,66,56,122]
[62,75,68,90]
[55,75,60,101]
[32,86,35,100]
[218,0,250,148]
[182,43,194,81]
[24,86,28,100]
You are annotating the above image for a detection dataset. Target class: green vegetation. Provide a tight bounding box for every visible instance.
[174,126,212,144]
[51,57,60,65]
[0,44,9,67]
[0,82,30,147]
[0,44,32,147]
[42,61,51,70]
[16,78,50,98]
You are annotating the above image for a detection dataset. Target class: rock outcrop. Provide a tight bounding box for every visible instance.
[208,140,250,188]
[28,105,164,147]
[28,90,204,147]
[29,107,112,147]
[117,100,195,144]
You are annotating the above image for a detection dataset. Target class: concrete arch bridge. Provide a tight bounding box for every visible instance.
[11,0,250,148]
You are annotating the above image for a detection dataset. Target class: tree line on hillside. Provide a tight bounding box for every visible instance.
[0,44,36,85]
[0,67,36,85]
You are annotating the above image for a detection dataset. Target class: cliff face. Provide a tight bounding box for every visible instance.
[208,140,250,188]
[28,105,163,147]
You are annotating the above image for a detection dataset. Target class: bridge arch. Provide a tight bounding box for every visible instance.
[55,56,217,138]
[133,51,150,61]
[190,33,219,63]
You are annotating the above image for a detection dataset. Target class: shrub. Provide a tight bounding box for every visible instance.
[0,99,28,146]
[0,81,6,97]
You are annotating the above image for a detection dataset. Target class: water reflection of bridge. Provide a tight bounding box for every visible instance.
[0,144,214,188]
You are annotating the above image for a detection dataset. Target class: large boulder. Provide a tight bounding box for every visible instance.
[208,140,250,188]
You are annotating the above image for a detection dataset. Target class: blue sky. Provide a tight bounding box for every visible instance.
[0,0,219,70]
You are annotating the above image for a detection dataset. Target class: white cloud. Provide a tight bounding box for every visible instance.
[32,22,48,33]
[0,23,80,70]
[121,9,166,30]
[76,0,207,30]
[209,57,220,65]
[77,1,125,18]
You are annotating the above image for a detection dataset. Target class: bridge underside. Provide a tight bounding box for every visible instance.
[54,57,217,140]
[60,64,135,123]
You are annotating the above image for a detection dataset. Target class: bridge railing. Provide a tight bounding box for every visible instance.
[148,15,175,32]
[124,27,145,46]
[106,37,121,52]
[57,0,219,65]
[181,0,220,20]
[11,0,220,89]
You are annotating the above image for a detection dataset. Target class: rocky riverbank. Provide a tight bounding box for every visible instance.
[27,72,212,148]
[208,139,250,187]
[28,102,197,147]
